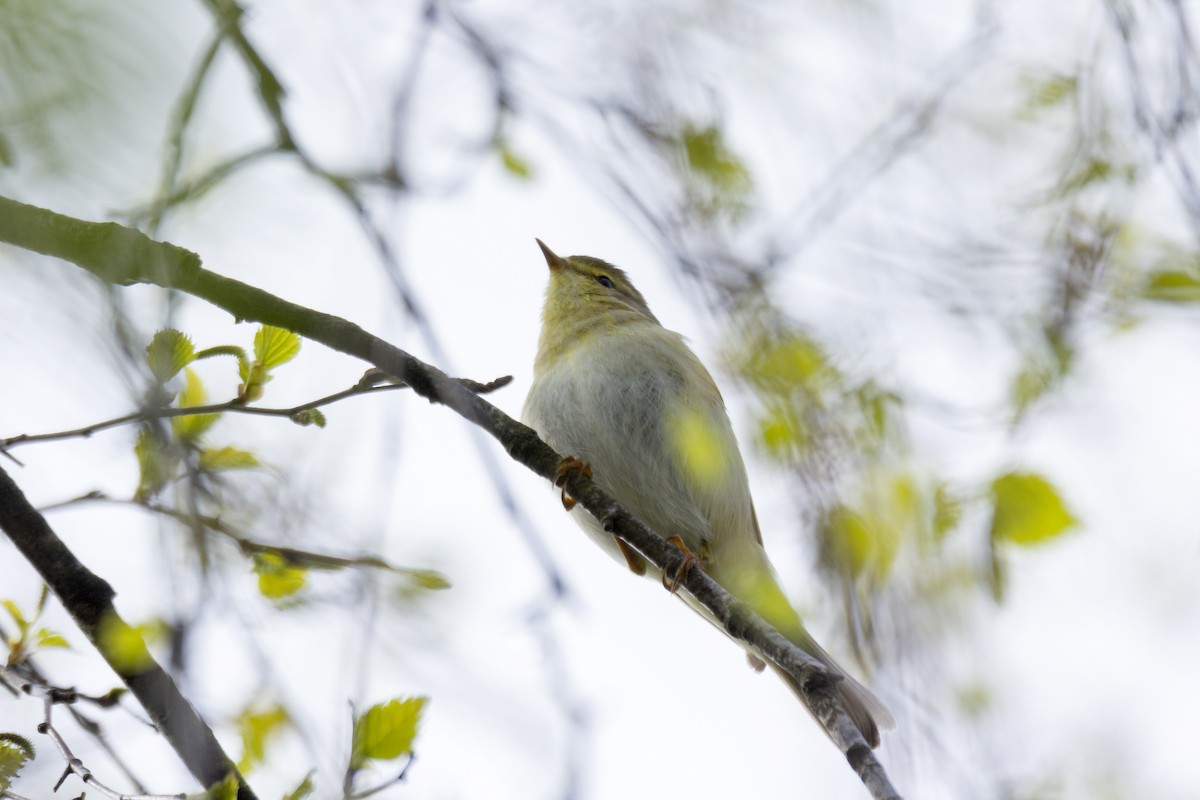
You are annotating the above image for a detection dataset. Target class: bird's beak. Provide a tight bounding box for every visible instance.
[535,238,568,272]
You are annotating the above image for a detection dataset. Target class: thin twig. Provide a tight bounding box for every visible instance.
[0,373,511,452]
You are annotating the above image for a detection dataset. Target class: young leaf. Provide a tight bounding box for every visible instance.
[146,329,196,383]
[281,773,315,800]
[1142,269,1200,303]
[95,612,154,674]
[199,446,260,472]
[990,472,1077,546]
[253,553,307,600]
[33,628,69,650]
[172,368,220,442]
[236,705,289,773]
[134,427,172,501]
[351,697,428,767]
[254,326,301,369]
[0,733,35,792]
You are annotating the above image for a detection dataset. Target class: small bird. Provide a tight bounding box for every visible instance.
[522,239,894,747]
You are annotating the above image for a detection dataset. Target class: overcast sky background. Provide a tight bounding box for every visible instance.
[3,1,1200,799]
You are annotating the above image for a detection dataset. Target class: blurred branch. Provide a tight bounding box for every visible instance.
[39,490,449,585]
[0,371,512,453]
[0,465,257,800]
[0,196,903,800]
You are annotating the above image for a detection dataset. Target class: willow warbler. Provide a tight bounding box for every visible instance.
[522,240,893,747]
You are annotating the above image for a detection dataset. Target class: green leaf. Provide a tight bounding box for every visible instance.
[199,446,260,472]
[990,472,1077,546]
[281,772,315,800]
[134,427,172,501]
[290,409,326,428]
[205,774,240,800]
[236,705,289,773]
[254,326,301,369]
[1142,269,1200,303]
[34,628,69,650]
[1019,72,1077,117]
[253,553,307,600]
[2,600,28,636]
[96,612,154,674]
[496,139,534,179]
[146,329,196,383]
[0,733,35,792]
[351,697,427,767]
[680,124,752,196]
[172,368,220,442]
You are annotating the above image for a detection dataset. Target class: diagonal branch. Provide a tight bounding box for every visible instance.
[0,195,902,800]
[0,466,257,800]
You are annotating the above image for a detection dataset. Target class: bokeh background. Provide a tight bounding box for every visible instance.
[3,1,1199,798]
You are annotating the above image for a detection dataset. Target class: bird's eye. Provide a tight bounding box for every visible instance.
[596,275,614,288]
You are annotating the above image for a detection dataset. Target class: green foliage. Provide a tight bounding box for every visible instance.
[237,325,300,402]
[495,137,534,179]
[134,426,171,500]
[1019,71,1078,117]
[0,733,35,792]
[990,472,1077,547]
[1142,268,1200,303]
[253,553,308,601]
[281,773,315,800]
[675,123,752,218]
[172,368,221,442]
[3,587,69,666]
[95,611,159,674]
[236,704,290,773]
[351,697,428,769]
[199,446,260,472]
[146,328,196,383]
[204,773,240,800]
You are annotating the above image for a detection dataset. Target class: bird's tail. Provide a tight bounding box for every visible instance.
[770,626,894,748]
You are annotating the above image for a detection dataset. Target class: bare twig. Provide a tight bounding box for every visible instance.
[0,372,511,452]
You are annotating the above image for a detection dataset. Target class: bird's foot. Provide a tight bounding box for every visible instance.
[662,535,703,594]
[613,535,648,576]
[552,456,592,511]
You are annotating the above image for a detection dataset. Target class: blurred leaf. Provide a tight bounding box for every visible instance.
[134,426,171,501]
[236,704,289,773]
[205,774,240,800]
[1019,72,1077,117]
[146,328,195,383]
[0,733,35,792]
[680,123,752,196]
[2,600,28,636]
[407,570,452,591]
[253,326,301,369]
[931,483,962,540]
[495,138,533,179]
[990,472,1077,546]
[199,446,260,472]
[281,773,315,800]
[96,612,153,674]
[33,628,68,649]
[254,553,307,600]
[351,697,427,768]
[756,404,806,458]
[1142,269,1200,303]
[290,408,326,428]
[668,406,730,490]
[172,368,220,442]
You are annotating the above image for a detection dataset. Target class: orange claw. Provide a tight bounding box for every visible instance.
[662,535,701,594]
[552,456,592,511]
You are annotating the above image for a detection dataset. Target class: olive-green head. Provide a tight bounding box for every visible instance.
[532,239,661,370]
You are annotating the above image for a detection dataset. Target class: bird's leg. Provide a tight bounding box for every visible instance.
[662,535,704,594]
[552,456,592,511]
